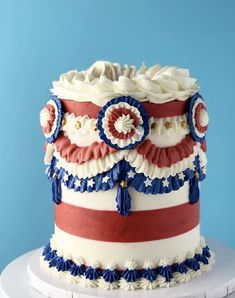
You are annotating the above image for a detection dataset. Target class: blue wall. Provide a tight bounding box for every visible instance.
[0,0,234,271]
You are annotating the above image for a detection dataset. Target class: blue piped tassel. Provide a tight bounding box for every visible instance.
[189,172,200,204]
[116,181,131,216]
[52,174,62,204]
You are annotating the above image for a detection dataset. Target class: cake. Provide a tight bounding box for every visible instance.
[39,61,214,290]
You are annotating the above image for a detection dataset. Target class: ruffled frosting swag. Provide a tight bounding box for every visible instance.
[53,133,203,168]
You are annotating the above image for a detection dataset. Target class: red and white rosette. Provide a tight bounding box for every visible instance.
[97,96,149,150]
[188,93,209,142]
[40,96,62,143]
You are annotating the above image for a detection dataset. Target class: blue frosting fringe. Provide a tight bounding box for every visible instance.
[47,155,205,211]
[42,244,212,284]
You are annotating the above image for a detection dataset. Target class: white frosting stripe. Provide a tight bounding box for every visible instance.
[52,224,200,269]
[61,182,190,210]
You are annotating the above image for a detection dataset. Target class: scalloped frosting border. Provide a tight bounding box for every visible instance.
[41,236,214,291]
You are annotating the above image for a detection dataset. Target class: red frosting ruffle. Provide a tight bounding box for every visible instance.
[54,133,117,165]
[54,133,197,168]
[135,135,196,168]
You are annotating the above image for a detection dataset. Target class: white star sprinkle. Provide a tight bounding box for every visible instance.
[144,178,152,187]
[162,178,169,188]
[87,179,95,188]
[127,170,135,179]
[74,179,81,188]
[178,172,185,180]
[63,173,69,182]
[102,176,109,183]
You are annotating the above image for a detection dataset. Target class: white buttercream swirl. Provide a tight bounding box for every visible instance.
[114,114,135,134]
[51,61,199,105]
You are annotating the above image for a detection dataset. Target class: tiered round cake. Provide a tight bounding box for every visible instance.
[39,61,214,290]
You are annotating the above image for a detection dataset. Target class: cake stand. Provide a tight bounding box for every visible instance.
[1,239,235,298]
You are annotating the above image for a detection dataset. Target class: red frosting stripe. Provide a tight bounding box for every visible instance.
[55,201,200,242]
[61,99,188,119]
[135,135,196,167]
[61,100,100,119]
[54,133,196,167]
[143,101,188,118]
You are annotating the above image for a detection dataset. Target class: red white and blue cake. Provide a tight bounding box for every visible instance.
[39,61,214,290]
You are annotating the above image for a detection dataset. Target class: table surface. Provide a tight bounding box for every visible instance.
[1,239,235,298]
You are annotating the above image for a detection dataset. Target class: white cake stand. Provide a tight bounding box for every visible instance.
[1,240,235,298]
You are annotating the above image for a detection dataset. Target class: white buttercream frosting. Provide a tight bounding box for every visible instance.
[51,61,199,105]
[114,114,134,134]
[98,278,119,290]
[139,278,157,290]
[119,279,140,290]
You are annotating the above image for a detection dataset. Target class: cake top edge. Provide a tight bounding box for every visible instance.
[51,60,199,106]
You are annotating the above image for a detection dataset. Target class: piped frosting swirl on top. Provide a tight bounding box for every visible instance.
[51,61,199,106]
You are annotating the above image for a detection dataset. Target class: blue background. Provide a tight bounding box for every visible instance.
[0,0,234,272]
